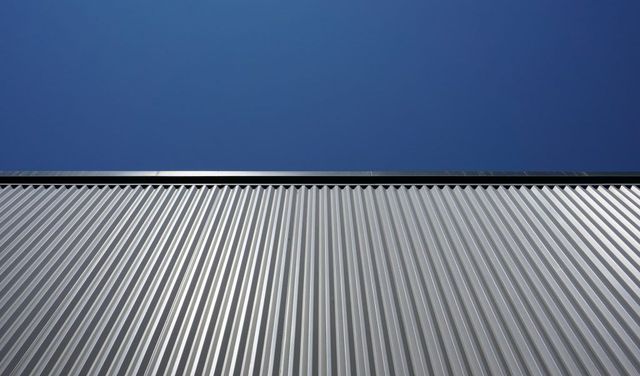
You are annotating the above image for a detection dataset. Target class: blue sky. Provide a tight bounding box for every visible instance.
[1,1,639,171]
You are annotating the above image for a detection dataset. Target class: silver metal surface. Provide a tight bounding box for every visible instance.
[0,184,639,375]
[0,170,638,177]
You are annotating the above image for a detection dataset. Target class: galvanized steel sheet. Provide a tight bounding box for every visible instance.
[0,184,639,375]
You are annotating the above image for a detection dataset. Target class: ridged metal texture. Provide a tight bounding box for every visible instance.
[1,184,640,375]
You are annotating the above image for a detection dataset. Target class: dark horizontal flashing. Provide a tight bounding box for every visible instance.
[1,171,639,186]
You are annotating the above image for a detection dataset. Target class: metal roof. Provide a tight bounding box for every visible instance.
[1,175,640,374]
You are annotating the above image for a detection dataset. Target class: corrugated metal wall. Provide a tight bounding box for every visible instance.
[0,184,639,375]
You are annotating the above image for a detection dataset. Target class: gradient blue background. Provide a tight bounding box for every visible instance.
[1,1,639,171]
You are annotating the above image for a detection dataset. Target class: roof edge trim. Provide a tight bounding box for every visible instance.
[1,171,639,185]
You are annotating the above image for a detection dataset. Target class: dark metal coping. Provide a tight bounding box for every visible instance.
[1,171,640,186]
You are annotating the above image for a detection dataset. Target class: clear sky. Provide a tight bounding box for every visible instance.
[1,1,639,171]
